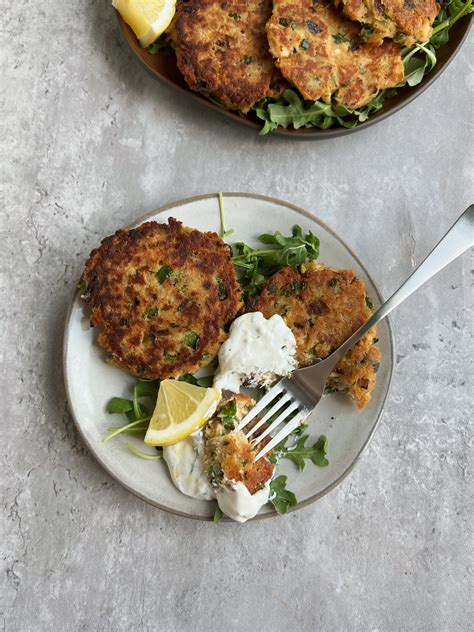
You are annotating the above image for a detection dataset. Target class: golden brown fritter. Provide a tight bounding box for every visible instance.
[335,0,439,46]
[204,394,275,494]
[247,262,381,409]
[81,218,243,379]
[266,0,404,109]
[174,0,286,112]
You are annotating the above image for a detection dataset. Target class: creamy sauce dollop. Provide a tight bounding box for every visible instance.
[162,431,214,501]
[163,439,270,522]
[213,312,296,393]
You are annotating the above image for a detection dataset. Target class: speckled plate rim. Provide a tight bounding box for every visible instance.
[63,192,395,521]
[116,12,472,140]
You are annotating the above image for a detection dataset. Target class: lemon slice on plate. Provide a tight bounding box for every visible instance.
[144,379,221,446]
[112,0,176,47]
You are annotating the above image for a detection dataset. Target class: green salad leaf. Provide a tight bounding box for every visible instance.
[103,377,160,443]
[179,374,214,387]
[253,0,473,134]
[126,442,162,460]
[213,506,224,523]
[275,434,329,470]
[107,397,134,414]
[269,475,297,514]
[231,224,320,299]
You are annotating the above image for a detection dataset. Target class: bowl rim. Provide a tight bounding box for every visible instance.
[116,12,472,140]
[63,192,395,521]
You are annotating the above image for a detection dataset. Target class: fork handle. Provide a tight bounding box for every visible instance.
[326,205,474,366]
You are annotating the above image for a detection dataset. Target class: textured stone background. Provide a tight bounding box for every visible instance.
[1,2,473,631]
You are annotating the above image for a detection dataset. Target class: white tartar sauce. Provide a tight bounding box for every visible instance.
[213,312,296,392]
[163,438,270,522]
[162,431,214,501]
[216,481,271,523]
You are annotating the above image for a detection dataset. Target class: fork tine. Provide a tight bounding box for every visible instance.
[254,411,307,462]
[251,401,300,445]
[244,393,292,438]
[235,381,284,431]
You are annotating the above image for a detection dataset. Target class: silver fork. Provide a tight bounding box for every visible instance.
[237,205,474,462]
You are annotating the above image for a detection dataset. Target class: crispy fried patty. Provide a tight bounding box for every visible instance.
[81,218,243,379]
[266,0,404,108]
[247,263,381,409]
[204,394,275,494]
[335,0,439,46]
[174,0,286,112]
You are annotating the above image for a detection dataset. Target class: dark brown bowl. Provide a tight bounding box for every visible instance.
[116,11,472,139]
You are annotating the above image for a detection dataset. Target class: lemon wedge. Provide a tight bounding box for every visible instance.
[144,380,221,446]
[112,0,176,47]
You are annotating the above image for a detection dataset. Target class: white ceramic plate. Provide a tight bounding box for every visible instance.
[63,193,394,521]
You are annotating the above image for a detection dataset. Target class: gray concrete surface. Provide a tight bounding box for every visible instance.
[1,1,473,630]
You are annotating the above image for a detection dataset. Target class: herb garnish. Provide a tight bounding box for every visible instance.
[228,12,240,19]
[164,352,178,362]
[179,374,214,387]
[243,56,254,64]
[103,378,161,448]
[183,330,200,349]
[213,506,224,523]
[147,307,158,319]
[269,475,297,514]
[332,33,350,44]
[218,398,238,429]
[231,225,319,299]
[156,265,173,284]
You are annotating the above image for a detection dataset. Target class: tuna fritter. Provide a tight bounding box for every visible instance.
[247,263,381,409]
[204,394,275,494]
[266,0,404,109]
[335,0,439,46]
[174,0,286,112]
[81,218,243,379]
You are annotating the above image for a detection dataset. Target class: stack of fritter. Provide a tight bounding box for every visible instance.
[171,0,439,111]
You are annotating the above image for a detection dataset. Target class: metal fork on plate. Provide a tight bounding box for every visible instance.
[237,205,474,462]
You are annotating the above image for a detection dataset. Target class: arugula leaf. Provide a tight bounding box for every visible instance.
[104,377,160,444]
[218,398,238,429]
[134,379,160,400]
[107,397,133,414]
[277,434,329,470]
[213,506,224,523]
[179,374,214,388]
[269,475,297,514]
[156,265,173,284]
[147,37,174,55]
[231,224,320,299]
[126,442,162,460]
[183,330,200,349]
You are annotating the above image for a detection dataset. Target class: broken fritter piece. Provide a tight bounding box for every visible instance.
[204,394,275,494]
[335,0,440,47]
[266,0,404,109]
